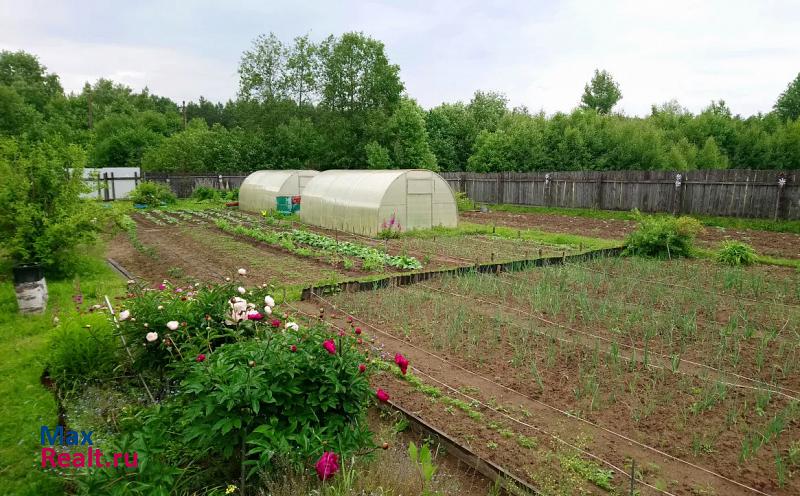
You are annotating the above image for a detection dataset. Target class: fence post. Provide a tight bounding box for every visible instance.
[102,172,110,201]
[595,172,604,209]
[134,171,140,187]
[110,171,116,200]
[218,174,224,190]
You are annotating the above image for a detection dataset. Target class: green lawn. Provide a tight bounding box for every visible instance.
[0,254,125,496]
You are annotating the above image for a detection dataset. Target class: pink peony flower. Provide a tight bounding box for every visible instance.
[146,331,159,342]
[394,354,409,375]
[247,311,263,321]
[157,283,166,291]
[346,316,353,324]
[119,310,130,321]
[196,354,206,362]
[166,321,179,331]
[271,319,281,328]
[376,388,390,403]
[315,451,339,481]
[358,364,366,373]
[354,327,362,335]
[322,339,336,354]
[290,345,297,352]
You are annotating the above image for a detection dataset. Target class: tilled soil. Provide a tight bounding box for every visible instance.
[462,211,800,259]
[106,223,350,287]
[295,298,796,496]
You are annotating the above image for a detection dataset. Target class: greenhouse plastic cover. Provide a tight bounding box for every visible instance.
[299,169,457,236]
[239,170,318,213]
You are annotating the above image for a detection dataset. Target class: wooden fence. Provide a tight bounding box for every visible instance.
[440,170,800,220]
[143,173,247,198]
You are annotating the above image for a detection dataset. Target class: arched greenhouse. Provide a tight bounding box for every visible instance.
[299,169,458,236]
[238,170,318,213]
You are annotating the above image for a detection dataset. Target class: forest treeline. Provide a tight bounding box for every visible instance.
[2,32,800,174]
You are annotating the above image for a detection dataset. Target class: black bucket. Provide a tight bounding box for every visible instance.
[13,263,44,284]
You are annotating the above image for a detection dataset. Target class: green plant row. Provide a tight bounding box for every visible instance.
[118,214,157,258]
[215,219,422,271]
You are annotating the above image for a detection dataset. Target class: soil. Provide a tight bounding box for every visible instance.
[106,222,350,287]
[293,278,800,496]
[462,210,800,259]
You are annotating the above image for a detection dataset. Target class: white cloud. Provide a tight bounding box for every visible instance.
[1,0,798,115]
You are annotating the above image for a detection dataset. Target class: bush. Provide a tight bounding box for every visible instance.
[624,215,703,258]
[190,185,223,201]
[455,191,474,212]
[716,241,757,266]
[0,137,102,275]
[47,313,120,390]
[129,181,176,207]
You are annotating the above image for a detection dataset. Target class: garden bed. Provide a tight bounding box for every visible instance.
[462,210,800,260]
[294,256,800,495]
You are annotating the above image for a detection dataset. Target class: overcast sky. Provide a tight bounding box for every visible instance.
[1,0,799,116]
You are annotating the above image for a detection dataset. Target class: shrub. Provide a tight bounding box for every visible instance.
[173,331,373,477]
[624,215,703,258]
[716,241,757,266]
[0,137,102,275]
[455,191,474,212]
[47,313,120,390]
[190,185,223,201]
[129,181,176,207]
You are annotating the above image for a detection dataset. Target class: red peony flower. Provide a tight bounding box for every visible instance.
[394,353,409,375]
[346,316,354,324]
[315,451,339,481]
[376,388,390,402]
[247,311,263,321]
[290,345,297,352]
[322,339,336,354]
[196,354,206,362]
[357,337,363,345]
[358,363,366,373]
[355,327,362,335]
[271,319,281,328]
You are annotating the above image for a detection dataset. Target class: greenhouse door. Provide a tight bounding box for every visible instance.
[406,176,433,229]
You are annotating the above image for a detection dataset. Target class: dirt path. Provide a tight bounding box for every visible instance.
[461,211,800,260]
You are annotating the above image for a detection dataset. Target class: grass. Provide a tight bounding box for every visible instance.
[400,222,620,252]
[0,250,126,496]
[489,204,800,235]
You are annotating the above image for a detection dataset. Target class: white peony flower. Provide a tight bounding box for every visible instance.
[166,321,179,331]
[263,306,272,315]
[237,286,246,295]
[285,322,299,332]
[157,305,164,310]
[238,268,247,276]
[119,310,130,321]
[146,331,159,342]
[264,295,275,308]
[225,277,231,282]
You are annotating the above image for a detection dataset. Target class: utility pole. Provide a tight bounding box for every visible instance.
[87,91,93,129]
[181,100,187,130]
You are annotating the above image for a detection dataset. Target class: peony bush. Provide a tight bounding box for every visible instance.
[90,275,381,490]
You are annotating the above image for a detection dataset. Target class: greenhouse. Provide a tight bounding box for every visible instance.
[299,169,458,236]
[238,170,318,213]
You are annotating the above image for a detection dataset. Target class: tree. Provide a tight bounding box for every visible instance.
[320,32,403,113]
[387,99,437,170]
[365,141,391,169]
[425,103,474,171]
[580,69,622,114]
[467,91,508,132]
[774,72,800,121]
[284,34,320,106]
[238,33,286,101]
[697,137,729,169]
[0,50,63,111]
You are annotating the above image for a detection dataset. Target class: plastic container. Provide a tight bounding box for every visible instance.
[276,196,293,215]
